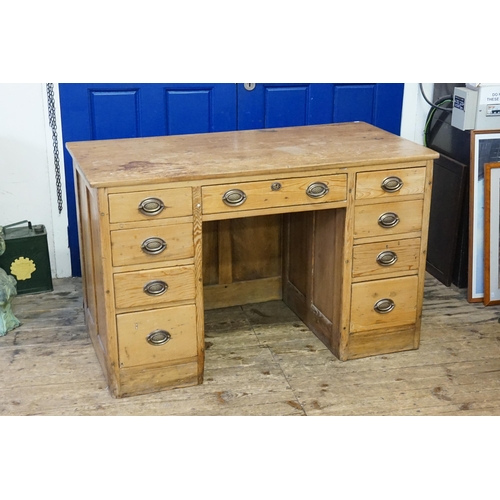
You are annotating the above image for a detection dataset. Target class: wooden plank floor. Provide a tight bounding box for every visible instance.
[1,274,500,416]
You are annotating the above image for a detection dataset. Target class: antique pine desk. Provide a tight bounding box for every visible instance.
[67,122,439,398]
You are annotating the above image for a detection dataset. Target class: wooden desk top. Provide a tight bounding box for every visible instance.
[67,122,439,188]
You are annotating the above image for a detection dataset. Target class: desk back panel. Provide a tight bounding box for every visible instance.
[202,215,282,309]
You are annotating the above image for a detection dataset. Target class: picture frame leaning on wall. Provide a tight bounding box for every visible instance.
[469,130,500,303]
[484,161,500,306]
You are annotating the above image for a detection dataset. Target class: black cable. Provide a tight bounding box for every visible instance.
[424,96,453,146]
[419,83,454,112]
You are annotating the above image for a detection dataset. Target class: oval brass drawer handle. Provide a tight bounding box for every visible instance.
[373,298,395,314]
[138,197,165,216]
[143,280,168,296]
[306,181,329,199]
[381,176,403,193]
[222,189,247,207]
[378,212,400,228]
[146,329,171,346]
[376,250,398,267]
[141,237,167,255]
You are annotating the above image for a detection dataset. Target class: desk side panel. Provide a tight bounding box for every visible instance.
[414,159,435,347]
[74,166,119,394]
[283,208,346,358]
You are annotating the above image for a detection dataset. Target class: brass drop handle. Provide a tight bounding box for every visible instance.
[306,181,329,199]
[143,280,168,296]
[376,250,398,267]
[146,329,171,346]
[138,197,165,216]
[381,176,403,193]
[378,212,400,228]
[141,237,167,255]
[373,298,395,314]
[222,189,247,207]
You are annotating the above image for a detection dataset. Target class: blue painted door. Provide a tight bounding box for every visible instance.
[59,82,404,276]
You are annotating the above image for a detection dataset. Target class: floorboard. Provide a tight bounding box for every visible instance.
[1,274,500,416]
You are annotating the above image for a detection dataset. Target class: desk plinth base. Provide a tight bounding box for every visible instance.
[118,361,201,398]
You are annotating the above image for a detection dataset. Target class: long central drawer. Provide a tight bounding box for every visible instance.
[202,173,347,215]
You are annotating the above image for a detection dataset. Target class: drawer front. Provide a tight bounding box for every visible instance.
[354,199,423,239]
[352,237,421,278]
[114,265,196,309]
[117,304,197,368]
[355,167,426,200]
[108,187,192,223]
[110,222,194,267]
[350,276,418,333]
[202,174,347,215]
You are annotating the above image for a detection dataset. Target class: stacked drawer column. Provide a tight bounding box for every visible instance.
[344,164,433,359]
[105,185,203,397]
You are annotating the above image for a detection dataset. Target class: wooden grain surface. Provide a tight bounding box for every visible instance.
[66,122,439,188]
[201,173,346,215]
[2,274,500,415]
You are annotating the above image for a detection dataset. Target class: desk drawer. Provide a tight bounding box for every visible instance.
[355,167,426,200]
[202,174,346,215]
[350,276,418,333]
[117,304,197,368]
[352,237,421,278]
[354,200,423,239]
[110,222,194,267]
[114,265,196,309]
[108,187,192,223]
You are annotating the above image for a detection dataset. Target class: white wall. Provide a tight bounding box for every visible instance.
[0,83,71,278]
[400,83,434,144]
[0,83,432,279]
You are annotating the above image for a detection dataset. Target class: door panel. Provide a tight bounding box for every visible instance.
[237,83,335,129]
[165,89,211,135]
[265,85,309,128]
[333,84,375,124]
[238,83,403,135]
[90,89,140,139]
[59,83,237,276]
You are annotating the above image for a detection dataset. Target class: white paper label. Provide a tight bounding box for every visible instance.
[480,87,500,105]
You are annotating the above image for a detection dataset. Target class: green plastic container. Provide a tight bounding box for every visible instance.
[0,221,53,295]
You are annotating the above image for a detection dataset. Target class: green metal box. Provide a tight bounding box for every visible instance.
[0,221,53,295]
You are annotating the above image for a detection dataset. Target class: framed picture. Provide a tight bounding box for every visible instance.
[469,130,500,303]
[484,162,500,306]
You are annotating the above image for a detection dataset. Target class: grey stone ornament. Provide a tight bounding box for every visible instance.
[0,228,21,335]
